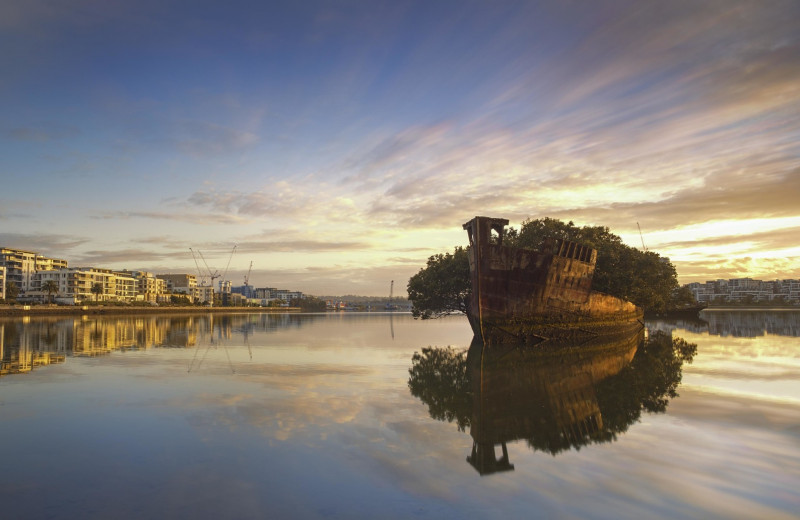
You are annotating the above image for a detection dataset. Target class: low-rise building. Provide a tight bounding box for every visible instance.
[686,278,800,304]
[123,271,167,302]
[157,273,204,303]
[34,267,138,303]
[197,285,214,304]
[0,248,68,293]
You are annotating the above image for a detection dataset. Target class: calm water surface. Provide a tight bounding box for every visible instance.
[1,311,798,519]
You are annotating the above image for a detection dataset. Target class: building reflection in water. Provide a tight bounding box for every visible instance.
[649,310,800,338]
[0,313,322,378]
[408,329,698,475]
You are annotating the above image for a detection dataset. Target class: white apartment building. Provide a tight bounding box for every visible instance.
[157,273,203,302]
[122,270,167,302]
[0,266,6,300]
[140,272,167,302]
[112,270,137,301]
[0,248,68,293]
[276,290,303,302]
[35,268,139,303]
[686,278,800,303]
[197,285,214,304]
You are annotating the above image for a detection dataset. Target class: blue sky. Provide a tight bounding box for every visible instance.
[2,0,799,295]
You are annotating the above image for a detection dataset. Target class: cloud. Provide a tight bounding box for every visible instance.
[0,233,88,255]
[92,210,248,225]
[235,240,369,253]
[532,167,800,232]
[656,225,800,251]
[169,120,259,157]
[184,185,361,225]
[674,256,800,283]
[3,124,79,141]
[70,248,190,267]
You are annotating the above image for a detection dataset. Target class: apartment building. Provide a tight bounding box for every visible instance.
[686,278,800,303]
[197,285,214,304]
[122,270,167,302]
[34,267,139,303]
[2,246,309,306]
[113,270,138,301]
[276,290,303,302]
[0,248,68,293]
[252,287,303,301]
[157,273,203,302]
[254,287,275,299]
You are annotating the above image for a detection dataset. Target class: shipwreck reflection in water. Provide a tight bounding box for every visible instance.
[408,330,697,475]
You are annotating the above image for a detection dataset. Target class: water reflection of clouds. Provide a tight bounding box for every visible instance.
[670,329,800,403]
[148,369,482,500]
[503,413,798,519]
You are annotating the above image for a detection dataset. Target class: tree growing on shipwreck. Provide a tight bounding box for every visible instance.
[407,217,691,318]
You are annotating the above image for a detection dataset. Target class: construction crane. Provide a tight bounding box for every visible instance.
[188,248,208,286]
[244,261,253,286]
[386,280,398,311]
[243,261,254,299]
[637,222,648,252]
[190,245,237,306]
[218,245,237,292]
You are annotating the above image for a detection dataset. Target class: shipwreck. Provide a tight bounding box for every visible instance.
[462,216,643,346]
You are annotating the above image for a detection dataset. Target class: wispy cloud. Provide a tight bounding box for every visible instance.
[92,210,249,225]
[3,124,79,142]
[0,233,88,255]
[70,248,183,266]
[235,240,370,253]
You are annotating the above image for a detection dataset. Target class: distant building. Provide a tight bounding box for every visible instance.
[231,284,256,299]
[0,266,6,299]
[251,287,303,304]
[196,285,214,304]
[157,273,203,303]
[275,289,303,302]
[34,267,134,303]
[254,287,276,299]
[686,278,800,304]
[123,270,167,302]
[113,270,137,302]
[0,248,68,293]
[218,280,232,305]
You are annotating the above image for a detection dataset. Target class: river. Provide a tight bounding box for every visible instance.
[1,311,798,519]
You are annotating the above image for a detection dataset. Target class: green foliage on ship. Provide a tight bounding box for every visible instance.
[407,217,692,317]
[406,246,471,319]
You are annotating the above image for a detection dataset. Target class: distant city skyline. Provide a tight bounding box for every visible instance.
[2,1,799,296]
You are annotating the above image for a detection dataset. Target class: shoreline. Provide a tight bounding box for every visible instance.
[702,306,800,312]
[0,305,301,317]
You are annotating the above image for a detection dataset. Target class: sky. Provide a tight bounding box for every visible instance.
[1,0,799,296]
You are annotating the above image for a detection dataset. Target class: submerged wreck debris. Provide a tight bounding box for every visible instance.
[462,216,643,346]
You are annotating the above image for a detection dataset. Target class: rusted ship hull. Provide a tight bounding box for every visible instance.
[463,216,643,346]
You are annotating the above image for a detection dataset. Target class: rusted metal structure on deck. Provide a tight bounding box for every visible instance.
[462,216,643,346]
